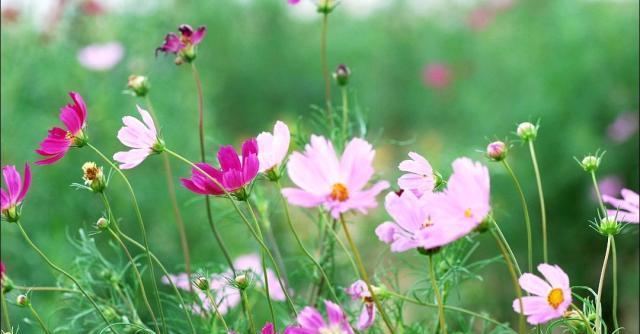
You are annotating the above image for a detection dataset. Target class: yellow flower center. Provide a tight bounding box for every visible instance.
[421,217,434,229]
[330,183,349,202]
[82,162,102,182]
[65,131,74,140]
[547,288,564,309]
[464,208,473,218]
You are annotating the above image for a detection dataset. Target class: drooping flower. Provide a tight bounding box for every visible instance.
[345,280,375,330]
[422,63,452,89]
[1,164,31,222]
[282,136,389,219]
[257,120,290,174]
[181,139,259,199]
[286,300,354,334]
[603,188,639,224]
[397,152,435,196]
[77,42,124,71]
[35,92,88,165]
[113,105,164,170]
[156,24,207,64]
[513,263,572,325]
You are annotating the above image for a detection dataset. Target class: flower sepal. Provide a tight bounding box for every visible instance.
[1,205,20,223]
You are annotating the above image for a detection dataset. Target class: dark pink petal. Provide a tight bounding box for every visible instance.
[282,328,313,334]
[156,33,184,55]
[68,91,87,127]
[35,152,67,165]
[260,323,275,334]
[190,26,207,45]
[16,163,30,203]
[288,0,301,4]
[1,189,9,211]
[242,153,259,185]
[218,145,242,172]
[1,165,20,203]
[242,138,258,158]
[178,24,195,37]
[222,169,244,192]
[59,105,82,134]
[181,178,209,195]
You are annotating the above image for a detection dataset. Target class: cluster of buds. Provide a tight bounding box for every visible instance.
[516,122,538,141]
[82,162,106,193]
[126,75,150,97]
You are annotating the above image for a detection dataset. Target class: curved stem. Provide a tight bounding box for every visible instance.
[87,143,166,333]
[275,181,339,302]
[204,289,229,332]
[571,304,596,334]
[15,222,115,332]
[27,303,50,334]
[241,289,256,333]
[611,236,619,330]
[491,221,526,334]
[493,221,522,277]
[320,13,333,127]
[341,87,349,141]
[428,255,447,334]
[528,141,548,262]
[339,215,395,333]
[595,235,612,334]
[502,160,533,272]
[1,289,12,331]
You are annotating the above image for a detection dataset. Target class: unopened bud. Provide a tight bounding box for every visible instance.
[317,0,336,13]
[193,276,209,291]
[516,122,537,141]
[16,294,28,307]
[580,155,600,172]
[127,75,150,97]
[234,274,249,290]
[486,141,507,161]
[96,217,109,230]
[598,217,620,236]
[333,64,351,86]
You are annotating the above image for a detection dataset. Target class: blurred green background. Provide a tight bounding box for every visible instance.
[1,0,638,332]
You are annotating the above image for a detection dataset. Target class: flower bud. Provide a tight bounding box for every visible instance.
[316,0,336,13]
[234,274,249,290]
[193,276,209,291]
[2,205,19,223]
[82,162,106,193]
[2,276,14,294]
[96,217,109,230]
[486,141,507,161]
[16,294,28,307]
[580,155,600,172]
[333,64,351,87]
[127,75,150,97]
[516,122,537,141]
[598,217,621,236]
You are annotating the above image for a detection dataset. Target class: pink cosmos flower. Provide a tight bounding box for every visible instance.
[513,263,572,325]
[345,280,375,330]
[35,92,88,165]
[261,323,275,334]
[607,112,639,143]
[113,105,162,169]
[288,0,301,4]
[397,152,435,196]
[77,42,124,71]
[1,164,31,222]
[257,120,290,173]
[156,24,206,64]
[422,63,452,90]
[286,300,354,334]
[603,188,639,224]
[282,136,389,219]
[181,139,259,197]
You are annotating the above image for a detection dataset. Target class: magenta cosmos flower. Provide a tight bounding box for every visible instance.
[398,152,435,196]
[156,24,206,64]
[513,263,572,325]
[1,164,30,222]
[257,120,290,174]
[282,136,389,219]
[345,280,375,330]
[603,188,639,224]
[35,92,88,165]
[286,300,354,334]
[113,105,163,169]
[181,139,259,198]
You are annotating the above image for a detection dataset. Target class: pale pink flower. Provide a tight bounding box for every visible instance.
[345,280,375,330]
[607,112,639,143]
[257,120,290,173]
[603,188,639,224]
[233,253,286,301]
[77,42,124,71]
[422,63,452,89]
[513,264,572,325]
[397,152,435,196]
[282,136,389,219]
[113,105,162,169]
[286,300,354,334]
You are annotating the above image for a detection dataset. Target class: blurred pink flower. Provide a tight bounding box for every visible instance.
[113,105,162,169]
[288,0,301,4]
[77,42,124,71]
[397,152,435,196]
[81,0,106,16]
[1,164,31,222]
[181,139,259,196]
[0,261,5,280]
[594,175,623,200]
[607,112,639,143]
[422,63,452,89]
[282,136,389,219]
[603,188,639,224]
[286,300,354,334]
[345,280,375,330]
[513,264,572,325]
[233,253,287,301]
[257,120,290,173]
[36,92,87,165]
[467,8,495,31]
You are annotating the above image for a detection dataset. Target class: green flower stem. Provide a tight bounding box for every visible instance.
[27,302,50,334]
[339,215,395,334]
[341,87,349,141]
[87,143,166,333]
[490,221,526,334]
[1,289,11,331]
[502,160,533,272]
[571,304,596,334]
[144,96,193,290]
[15,222,115,332]
[428,255,447,334]
[388,291,516,332]
[590,171,608,216]
[321,214,359,277]
[241,289,256,333]
[112,282,140,323]
[493,220,522,276]
[165,148,298,316]
[320,12,333,128]
[204,289,229,332]
[101,192,159,333]
[528,140,548,263]
[13,286,78,293]
[595,235,612,334]
[275,180,339,302]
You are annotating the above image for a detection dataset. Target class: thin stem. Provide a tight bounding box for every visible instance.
[241,289,256,333]
[528,141,548,262]
[428,255,447,334]
[112,282,140,323]
[341,87,349,141]
[491,222,526,334]
[205,196,236,275]
[204,289,229,332]
[595,235,612,334]
[275,181,339,302]
[87,143,166,333]
[27,303,50,334]
[191,62,206,163]
[502,160,533,272]
[493,222,522,277]
[322,214,359,277]
[320,12,333,127]
[611,236,619,330]
[102,192,159,333]
[590,171,609,217]
[339,215,395,333]
[1,289,12,331]
[387,291,516,332]
[15,222,115,332]
[571,304,596,334]
[13,286,79,293]
[251,201,290,288]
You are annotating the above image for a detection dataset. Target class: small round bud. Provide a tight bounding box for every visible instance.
[234,274,249,290]
[580,155,600,172]
[193,276,209,291]
[486,141,507,161]
[96,217,109,230]
[516,122,538,141]
[82,162,106,193]
[333,64,351,87]
[317,0,336,13]
[127,75,150,97]
[152,139,166,154]
[598,217,620,236]
[16,294,28,307]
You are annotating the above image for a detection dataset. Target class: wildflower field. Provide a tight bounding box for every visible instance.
[1,0,638,333]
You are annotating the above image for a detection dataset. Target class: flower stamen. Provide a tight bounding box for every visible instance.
[330,183,349,202]
[547,288,564,309]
